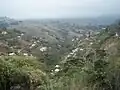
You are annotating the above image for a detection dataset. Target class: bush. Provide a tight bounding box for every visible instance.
[0,56,46,90]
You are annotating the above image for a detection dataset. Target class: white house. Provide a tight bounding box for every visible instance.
[21,33,24,36]
[90,42,93,45]
[30,44,36,49]
[72,48,79,53]
[115,32,119,37]
[72,39,75,42]
[1,31,7,35]
[54,69,60,72]
[40,47,47,52]
[80,48,84,51]
[67,54,71,58]
[55,65,60,68]
[17,36,21,38]
[9,53,15,56]
[23,53,28,56]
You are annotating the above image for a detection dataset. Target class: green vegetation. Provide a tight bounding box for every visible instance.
[0,17,120,90]
[43,22,120,90]
[0,56,46,90]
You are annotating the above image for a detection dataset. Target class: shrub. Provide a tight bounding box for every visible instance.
[0,56,46,90]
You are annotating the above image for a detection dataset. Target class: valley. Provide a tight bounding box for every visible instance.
[0,17,120,90]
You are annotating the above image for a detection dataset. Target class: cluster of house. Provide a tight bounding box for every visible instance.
[0,29,49,57]
[1,31,7,35]
[50,65,61,75]
[65,30,97,61]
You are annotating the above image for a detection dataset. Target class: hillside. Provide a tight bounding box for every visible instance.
[0,17,104,65]
[45,21,120,90]
[0,17,120,90]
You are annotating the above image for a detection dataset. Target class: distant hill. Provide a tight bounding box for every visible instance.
[0,17,19,28]
[7,18,104,43]
[57,15,120,26]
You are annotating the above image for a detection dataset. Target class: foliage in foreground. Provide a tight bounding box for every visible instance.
[0,56,46,90]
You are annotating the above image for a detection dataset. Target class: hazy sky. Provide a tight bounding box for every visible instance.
[0,0,120,19]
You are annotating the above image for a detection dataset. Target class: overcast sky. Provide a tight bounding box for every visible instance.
[0,0,120,19]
